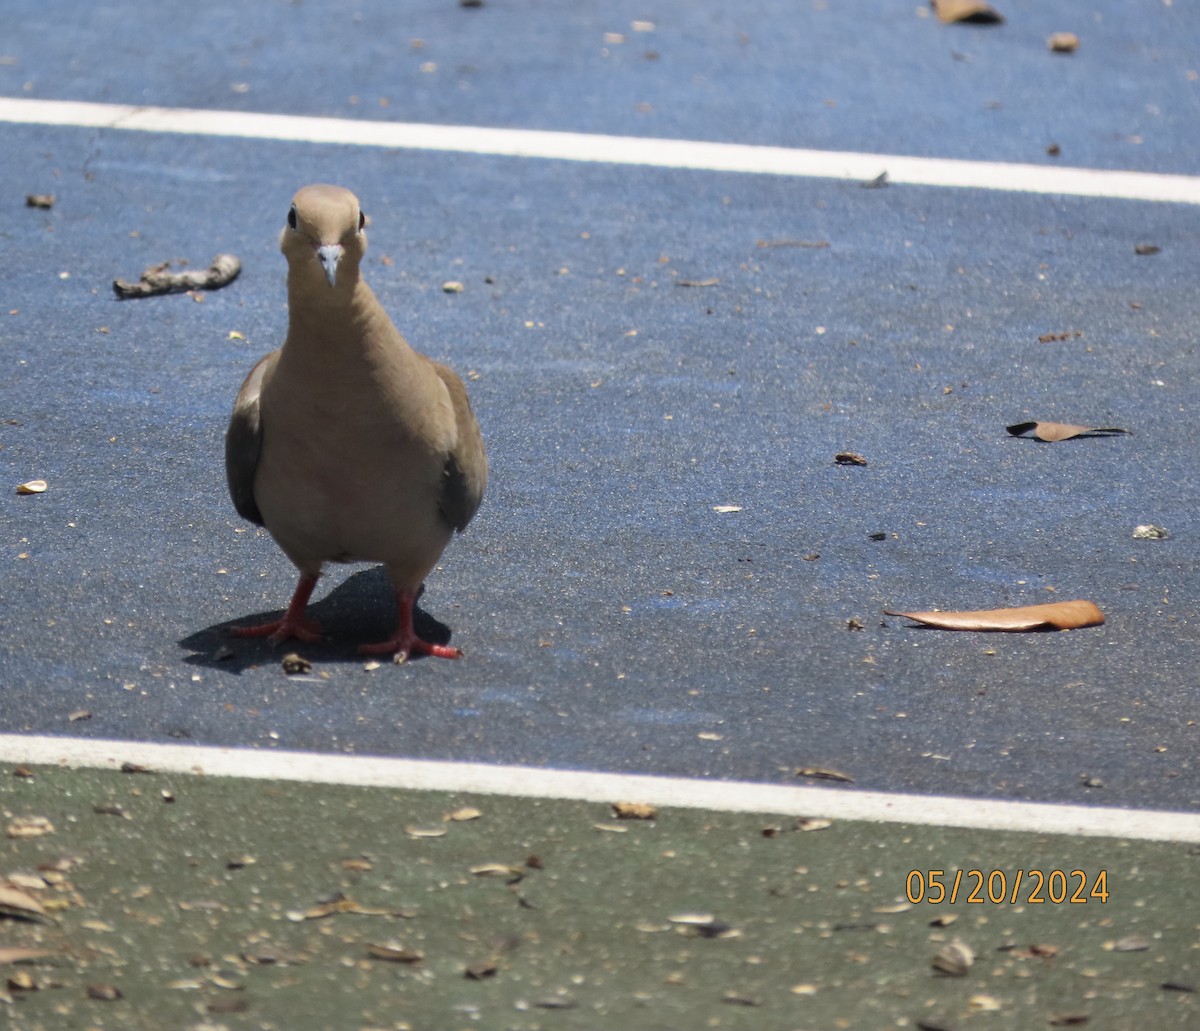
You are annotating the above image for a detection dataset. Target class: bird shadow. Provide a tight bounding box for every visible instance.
[179,567,454,672]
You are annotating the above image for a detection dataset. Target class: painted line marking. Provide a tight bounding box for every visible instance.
[1,735,1196,843]
[3,96,1200,204]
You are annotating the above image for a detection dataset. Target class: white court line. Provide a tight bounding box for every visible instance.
[3,96,1200,204]
[1,734,1196,843]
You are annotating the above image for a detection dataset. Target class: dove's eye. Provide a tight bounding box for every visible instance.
[358,210,366,232]
[287,205,298,230]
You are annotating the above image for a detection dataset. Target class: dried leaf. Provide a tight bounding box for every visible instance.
[367,942,424,963]
[404,824,447,839]
[884,599,1105,632]
[794,817,832,832]
[834,451,868,466]
[932,939,975,975]
[611,801,657,820]
[0,947,54,964]
[794,765,855,783]
[469,862,525,879]
[6,816,54,840]
[931,0,1004,24]
[1007,420,1130,442]
[0,886,49,921]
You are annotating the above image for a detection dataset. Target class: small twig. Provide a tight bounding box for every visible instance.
[113,253,241,299]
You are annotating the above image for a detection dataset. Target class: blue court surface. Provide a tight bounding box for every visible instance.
[2,0,1199,816]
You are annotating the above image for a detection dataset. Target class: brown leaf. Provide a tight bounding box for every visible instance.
[884,599,1105,632]
[1007,420,1130,442]
[834,451,868,466]
[5,816,54,840]
[0,947,54,964]
[794,765,855,783]
[611,801,657,820]
[367,942,424,963]
[931,0,1003,25]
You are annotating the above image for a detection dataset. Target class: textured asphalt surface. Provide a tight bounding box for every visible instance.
[2,0,1199,811]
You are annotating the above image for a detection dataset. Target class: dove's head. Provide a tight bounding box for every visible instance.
[281,184,367,289]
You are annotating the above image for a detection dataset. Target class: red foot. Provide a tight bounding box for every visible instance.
[359,635,461,663]
[359,588,461,663]
[232,616,323,645]
[231,572,323,646]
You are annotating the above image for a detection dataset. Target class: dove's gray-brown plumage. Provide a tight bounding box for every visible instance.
[225,184,486,661]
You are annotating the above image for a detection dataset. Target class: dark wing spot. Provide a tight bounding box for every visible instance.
[287,205,298,230]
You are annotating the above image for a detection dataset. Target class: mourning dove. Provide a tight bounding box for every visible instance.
[225,184,486,661]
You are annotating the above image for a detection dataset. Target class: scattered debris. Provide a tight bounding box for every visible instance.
[794,765,855,783]
[281,653,312,675]
[113,254,240,299]
[25,193,55,209]
[367,942,424,963]
[1037,329,1082,342]
[884,599,1105,632]
[0,885,50,922]
[15,479,47,495]
[611,801,658,820]
[712,504,743,513]
[932,939,976,976]
[676,277,719,288]
[1134,243,1161,256]
[86,983,123,1001]
[6,816,55,840]
[931,0,1003,24]
[1047,32,1079,53]
[861,171,889,189]
[442,280,465,293]
[1109,934,1151,952]
[835,451,868,466]
[1132,524,1169,540]
[1006,421,1130,441]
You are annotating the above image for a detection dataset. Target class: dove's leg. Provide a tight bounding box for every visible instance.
[359,588,461,662]
[232,572,323,644]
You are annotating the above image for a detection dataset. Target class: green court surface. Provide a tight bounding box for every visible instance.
[2,764,1196,1031]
